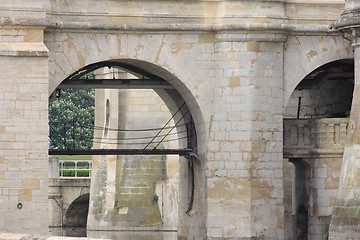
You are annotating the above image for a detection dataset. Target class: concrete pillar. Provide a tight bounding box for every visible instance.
[330,1,360,238]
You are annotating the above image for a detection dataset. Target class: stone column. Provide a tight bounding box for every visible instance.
[87,70,179,233]
[202,1,288,238]
[205,31,286,239]
[330,1,360,238]
[0,1,50,234]
[0,25,49,234]
[87,70,130,230]
[48,157,63,233]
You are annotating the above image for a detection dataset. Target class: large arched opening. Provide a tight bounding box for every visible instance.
[49,59,206,239]
[283,59,354,239]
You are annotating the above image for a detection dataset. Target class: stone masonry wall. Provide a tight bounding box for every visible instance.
[0,0,353,239]
[44,28,352,239]
[283,117,347,239]
[0,26,49,235]
[329,39,360,240]
[206,33,285,239]
[88,87,179,232]
[285,80,353,119]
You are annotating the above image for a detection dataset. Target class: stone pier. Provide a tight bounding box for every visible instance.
[87,70,180,232]
[330,1,360,238]
[0,23,49,234]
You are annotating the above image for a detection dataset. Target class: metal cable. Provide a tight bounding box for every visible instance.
[69,130,187,141]
[144,102,186,149]
[154,109,190,149]
[49,121,189,132]
[91,135,190,146]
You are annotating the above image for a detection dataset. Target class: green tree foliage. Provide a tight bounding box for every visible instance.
[49,88,95,150]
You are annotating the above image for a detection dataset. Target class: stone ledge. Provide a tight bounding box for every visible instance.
[0,16,335,34]
[48,22,334,34]
[0,43,48,57]
[49,178,91,187]
[0,233,110,240]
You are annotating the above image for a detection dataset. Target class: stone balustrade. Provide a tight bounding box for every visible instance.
[283,118,349,158]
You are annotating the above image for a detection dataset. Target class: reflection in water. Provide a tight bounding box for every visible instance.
[50,227,177,240]
[50,227,87,238]
[67,227,87,237]
[87,230,177,240]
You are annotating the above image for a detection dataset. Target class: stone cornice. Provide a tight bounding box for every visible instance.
[0,18,334,35]
[332,18,360,31]
[0,0,343,35]
[0,43,48,57]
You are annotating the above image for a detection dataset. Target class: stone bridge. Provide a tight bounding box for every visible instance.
[48,157,91,237]
[1,0,360,239]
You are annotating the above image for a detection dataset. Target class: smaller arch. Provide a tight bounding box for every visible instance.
[284,59,354,119]
[64,193,90,237]
[283,34,353,109]
[283,57,353,238]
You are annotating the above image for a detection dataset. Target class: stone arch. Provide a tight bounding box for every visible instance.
[284,35,353,109]
[51,58,205,152]
[46,32,212,112]
[284,59,354,119]
[283,49,354,239]
[46,30,211,238]
[46,32,208,151]
[49,58,207,238]
[64,193,90,237]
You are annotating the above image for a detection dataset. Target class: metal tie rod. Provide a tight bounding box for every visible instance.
[49,148,193,156]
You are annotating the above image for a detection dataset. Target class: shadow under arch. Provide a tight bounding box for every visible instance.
[50,58,207,239]
[284,57,354,110]
[283,58,354,118]
[283,58,354,240]
[64,193,90,237]
[289,159,311,240]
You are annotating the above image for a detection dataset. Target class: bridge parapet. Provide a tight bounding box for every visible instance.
[283,118,348,239]
[48,157,91,235]
[59,160,92,178]
[49,157,92,179]
[283,118,348,158]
